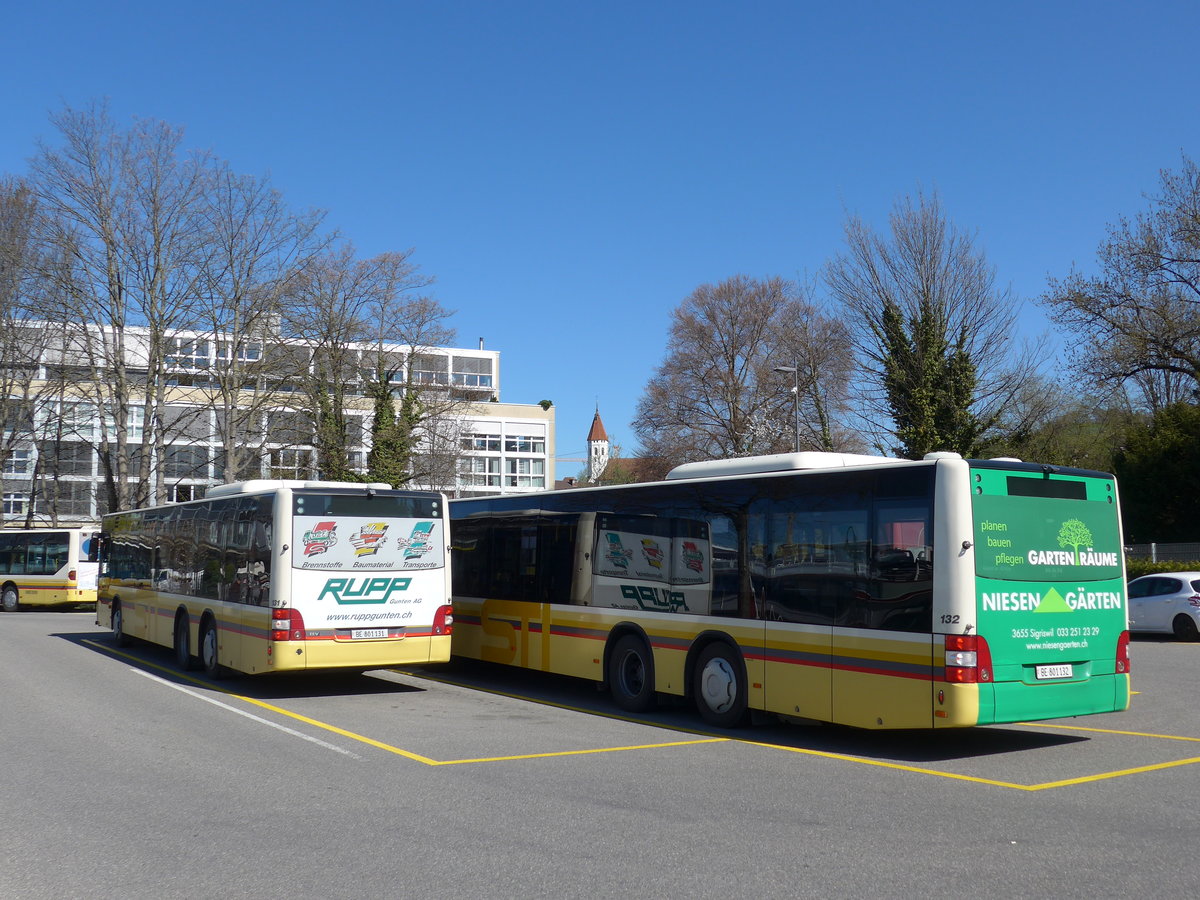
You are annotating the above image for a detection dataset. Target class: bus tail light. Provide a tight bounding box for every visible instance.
[1116,630,1130,674]
[432,604,453,636]
[944,634,993,684]
[271,608,306,642]
[68,568,77,583]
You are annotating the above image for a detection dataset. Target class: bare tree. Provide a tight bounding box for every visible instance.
[825,190,1037,458]
[281,247,443,482]
[633,275,855,469]
[29,103,213,510]
[0,178,74,523]
[1042,154,1200,410]
[190,162,331,483]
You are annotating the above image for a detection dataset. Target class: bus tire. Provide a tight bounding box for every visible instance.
[200,618,226,679]
[692,642,748,728]
[1,585,18,612]
[1173,615,1199,642]
[111,601,130,646]
[174,613,198,671]
[608,634,656,713]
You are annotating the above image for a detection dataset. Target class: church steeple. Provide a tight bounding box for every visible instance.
[587,409,609,483]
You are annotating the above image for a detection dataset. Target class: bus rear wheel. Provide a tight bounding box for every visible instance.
[608,634,656,712]
[200,619,225,679]
[1,586,18,612]
[692,642,748,728]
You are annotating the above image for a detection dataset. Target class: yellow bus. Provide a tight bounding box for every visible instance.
[450,452,1130,729]
[96,480,453,677]
[0,527,100,611]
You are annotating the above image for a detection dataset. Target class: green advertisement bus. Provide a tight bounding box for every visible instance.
[450,451,1130,729]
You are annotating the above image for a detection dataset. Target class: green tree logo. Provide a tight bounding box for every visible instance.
[1057,519,1093,564]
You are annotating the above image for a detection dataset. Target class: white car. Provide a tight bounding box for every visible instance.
[1127,573,1200,641]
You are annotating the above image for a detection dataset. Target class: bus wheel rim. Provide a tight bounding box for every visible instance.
[699,657,736,713]
[203,627,216,668]
[618,650,645,696]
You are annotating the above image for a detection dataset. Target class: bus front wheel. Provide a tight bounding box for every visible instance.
[111,602,130,646]
[693,642,748,728]
[1,586,18,612]
[608,634,656,713]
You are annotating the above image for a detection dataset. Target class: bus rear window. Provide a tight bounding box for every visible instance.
[1006,476,1086,500]
[293,492,441,519]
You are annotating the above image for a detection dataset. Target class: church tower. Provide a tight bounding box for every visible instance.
[587,409,610,483]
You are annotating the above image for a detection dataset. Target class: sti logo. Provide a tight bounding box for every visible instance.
[397,521,436,560]
[303,521,338,556]
[349,522,389,558]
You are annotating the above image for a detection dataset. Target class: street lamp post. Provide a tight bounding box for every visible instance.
[773,364,800,453]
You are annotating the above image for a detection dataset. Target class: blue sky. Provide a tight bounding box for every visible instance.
[5,1,1200,473]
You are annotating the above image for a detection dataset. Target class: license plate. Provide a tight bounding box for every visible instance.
[351,628,388,640]
[1036,663,1073,680]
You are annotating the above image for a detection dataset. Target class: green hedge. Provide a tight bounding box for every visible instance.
[1125,557,1200,579]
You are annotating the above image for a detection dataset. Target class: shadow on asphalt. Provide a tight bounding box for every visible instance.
[55,627,426,699]
[404,657,1091,764]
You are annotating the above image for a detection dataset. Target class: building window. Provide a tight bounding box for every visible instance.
[99,405,144,443]
[451,373,494,388]
[504,458,545,488]
[2,493,29,517]
[457,456,501,487]
[269,448,313,480]
[164,446,210,480]
[167,338,211,368]
[37,442,93,477]
[40,480,92,517]
[505,435,546,453]
[169,484,204,503]
[266,410,313,446]
[461,433,501,452]
[217,340,261,361]
[3,449,31,476]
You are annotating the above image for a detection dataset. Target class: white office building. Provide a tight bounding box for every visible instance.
[0,324,554,525]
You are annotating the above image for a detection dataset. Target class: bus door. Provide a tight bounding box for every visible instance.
[830,499,935,729]
[760,499,834,722]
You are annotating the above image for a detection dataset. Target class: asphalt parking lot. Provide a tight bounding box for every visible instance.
[5,614,1200,898]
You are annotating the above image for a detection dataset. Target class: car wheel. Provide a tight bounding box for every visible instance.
[692,642,749,728]
[608,634,656,712]
[1,586,18,612]
[1172,615,1200,642]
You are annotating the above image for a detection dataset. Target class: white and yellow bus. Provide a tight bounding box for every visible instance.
[0,527,100,612]
[450,452,1131,729]
[96,480,453,677]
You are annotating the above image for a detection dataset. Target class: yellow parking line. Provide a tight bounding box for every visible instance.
[434,738,729,766]
[1018,721,1200,742]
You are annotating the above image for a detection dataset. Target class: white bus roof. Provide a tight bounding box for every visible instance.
[205,479,395,498]
[664,452,935,480]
